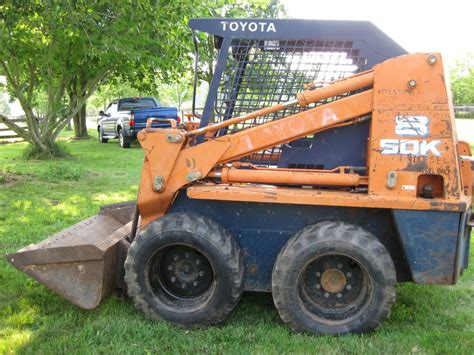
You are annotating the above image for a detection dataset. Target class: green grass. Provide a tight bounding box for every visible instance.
[1,132,473,354]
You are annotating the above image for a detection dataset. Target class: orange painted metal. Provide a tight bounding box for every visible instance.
[457,141,473,196]
[137,91,372,226]
[136,53,472,228]
[146,117,177,129]
[216,90,373,163]
[187,71,374,137]
[187,102,288,137]
[368,53,462,203]
[214,167,365,186]
[296,70,374,107]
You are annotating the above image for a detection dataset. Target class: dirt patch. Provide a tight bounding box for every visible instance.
[0,172,21,186]
[0,172,33,187]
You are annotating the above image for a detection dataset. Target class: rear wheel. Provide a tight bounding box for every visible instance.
[98,127,108,143]
[125,213,245,327]
[118,128,131,148]
[272,221,396,334]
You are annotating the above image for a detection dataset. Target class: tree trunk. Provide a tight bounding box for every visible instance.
[73,103,89,139]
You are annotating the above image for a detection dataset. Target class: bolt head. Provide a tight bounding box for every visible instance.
[199,271,205,277]
[315,272,321,277]
[185,253,191,259]
[167,265,173,271]
[346,272,352,278]
[427,54,437,65]
[324,292,329,298]
[346,284,352,290]
[337,293,342,298]
[407,79,417,89]
[173,255,179,261]
[182,283,187,289]
[196,259,201,266]
[171,276,176,283]
[337,263,343,269]
[316,283,321,289]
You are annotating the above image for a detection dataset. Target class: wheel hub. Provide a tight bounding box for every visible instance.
[320,268,346,293]
[299,254,369,321]
[149,245,214,299]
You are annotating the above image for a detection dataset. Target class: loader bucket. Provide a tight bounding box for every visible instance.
[6,202,135,309]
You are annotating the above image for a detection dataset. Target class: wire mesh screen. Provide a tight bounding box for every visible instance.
[212,38,367,164]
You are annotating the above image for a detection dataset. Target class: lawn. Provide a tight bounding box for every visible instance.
[1,132,473,354]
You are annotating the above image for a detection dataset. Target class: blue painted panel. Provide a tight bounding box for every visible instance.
[392,210,461,285]
[278,120,369,170]
[170,193,408,291]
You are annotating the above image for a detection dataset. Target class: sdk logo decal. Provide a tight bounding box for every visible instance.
[380,115,441,157]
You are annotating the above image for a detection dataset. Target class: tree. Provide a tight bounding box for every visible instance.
[88,81,138,112]
[0,1,201,157]
[450,52,474,105]
[155,73,194,109]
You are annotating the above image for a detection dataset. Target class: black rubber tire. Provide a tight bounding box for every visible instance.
[118,128,130,148]
[272,221,396,335]
[98,127,108,143]
[125,213,245,327]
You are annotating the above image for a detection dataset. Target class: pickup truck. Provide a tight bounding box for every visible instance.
[97,97,179,148]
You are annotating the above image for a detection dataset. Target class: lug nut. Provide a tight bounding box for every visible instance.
[171,276,176,283]
[185,253,191,259]
[346,285,352,290]
[315,272,321,277]
[173,255,179,261]
[337,293,342,298]
[324,292,329,298]
[196,259,201,266]
[182,283,187,289]
[346,272,352,277]
[199,271,205,277]
[316,283,321,289]
[193,281,199,287]
[337,263,343,269]
[167,265,173,271]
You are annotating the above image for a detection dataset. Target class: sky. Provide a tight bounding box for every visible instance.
[281,0,473,66]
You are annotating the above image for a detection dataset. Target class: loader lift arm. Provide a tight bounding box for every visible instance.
[137,71,375,226]
[137,53,471,227]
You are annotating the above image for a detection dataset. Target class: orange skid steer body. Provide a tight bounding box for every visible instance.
[7,52,473,334]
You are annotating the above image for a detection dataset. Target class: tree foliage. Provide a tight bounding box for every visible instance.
[0,0,200,156]
[450,52,474,105]
[0,0,287,157]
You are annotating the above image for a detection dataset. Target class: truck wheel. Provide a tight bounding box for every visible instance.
[98,127,108,143]
[118,128,131,148]
[125,213,245,327]
[272,221,396,334]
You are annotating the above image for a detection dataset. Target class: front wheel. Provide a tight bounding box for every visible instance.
[118,128,131,148]
[125,213,245,327]
[98,127,108,143]
[272,221,396,334]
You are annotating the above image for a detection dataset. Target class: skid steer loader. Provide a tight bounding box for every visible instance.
[7,19,473,334]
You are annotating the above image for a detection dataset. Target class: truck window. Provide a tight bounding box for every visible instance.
[106,102,118,115]
[118,98,157,111]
